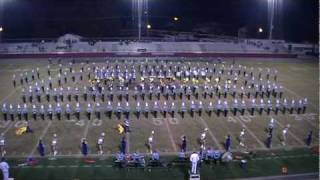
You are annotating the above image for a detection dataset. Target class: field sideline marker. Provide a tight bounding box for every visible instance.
[235,117,267,150]
[199,117,223,150]
[275,120,305,146]
[29,121,53,156]
[2,121,14,135]
[163,118,178,152]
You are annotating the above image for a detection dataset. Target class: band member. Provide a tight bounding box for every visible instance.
[81,138,89,157]
[225,135,231,151]
[75,103,81,120]
[282,98,288,114]
[144,102,150,118]
[181,135,187,153]
[281,124,290,146]
[95,103,101,119]
[39,105,45,120]
[12,74,16,88]
[9,104,14,121]
[190,101,196,117]
[51,134,58,157]
[266,133,272,148]
[55,103,62,120]
[65,104,72,120]
[232,99,239,116]
[302,98,308,114]
[22,104,28,121]
[97,133,105,155]
[47,104,53,120]
[207,101,214,116]
[153,101,159,118]
[180,101,187,118]
[239,129,246,147]
[289,99,295,114]
[106,101,113,118]
[37,139,45,157]
[124,102,130,119]
[306,130,313,146]
[200,128,208,150]
[32,104,37,120]
[147,131,155,154]
[162,101,168,118]
[266,99,272,115]
[0,133,5,157]
[250,99,256,116]
[87,103,93,120]
[275,99,281,115]
[223,100,229,117]
[216,100,223,117]
[259,99,265,115]
[135,102,141,119]
[166,102,174,118]
[2,104,7,121]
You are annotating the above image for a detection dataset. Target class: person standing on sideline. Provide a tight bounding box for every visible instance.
[0,158,9,180]
[225,135,231,151]
[306,131,313,146]
[190,152,200,174]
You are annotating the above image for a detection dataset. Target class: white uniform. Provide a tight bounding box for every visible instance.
[0,161,9,180]
[97,134,105,155]
[51,134,58,156]
[239,129,245,146]
[148,131,154,154]
[282,127,289,142]
[200,129,208,150]
[190,153,200,174]
[0,136,5,157]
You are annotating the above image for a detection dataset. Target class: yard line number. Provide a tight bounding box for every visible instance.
[152,118,180,126]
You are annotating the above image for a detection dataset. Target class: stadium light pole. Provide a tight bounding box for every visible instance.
[137,0,142,41]
[132,0,149,41]
[267,0,283,40]
[267,0,275,40]
[0,0,4,44]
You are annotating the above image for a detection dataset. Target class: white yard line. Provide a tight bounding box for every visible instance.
[2,121,14,135]
[29,121,53,156]
[276,85,318,129]
[235,118,267,150]
[199,117,224,150]
[7,144,316,159]
[126,133,130,154]
[283,86,317,110]
[289,114,318,129]
[163,118,178,152]
[0,90,18,104]
[82,120,90,139]
[0,65,58,104]
[275,120,306,146]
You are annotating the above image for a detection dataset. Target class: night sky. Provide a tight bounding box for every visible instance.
[0,0,318,43]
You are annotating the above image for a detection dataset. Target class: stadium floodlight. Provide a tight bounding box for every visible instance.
[147,24,152,29]
[173,17,179,21]
[258,27,263,33]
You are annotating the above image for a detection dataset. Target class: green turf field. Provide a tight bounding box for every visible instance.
[0,57,318,179]
[6,147,319,180]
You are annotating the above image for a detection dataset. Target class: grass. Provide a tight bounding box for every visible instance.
[5,147,319,180]
[0,57,318,179]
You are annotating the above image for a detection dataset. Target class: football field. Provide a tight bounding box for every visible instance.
[0,57,318,179]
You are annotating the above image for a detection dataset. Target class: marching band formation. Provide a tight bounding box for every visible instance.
[3,60,308,121]
[0,59,313,163]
